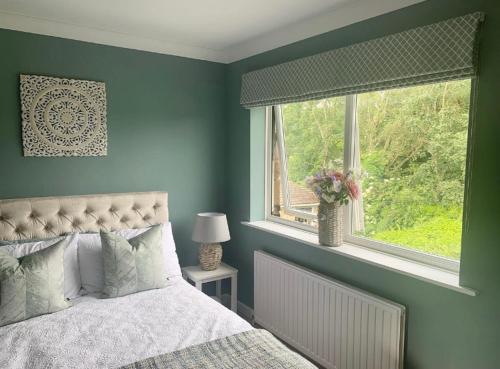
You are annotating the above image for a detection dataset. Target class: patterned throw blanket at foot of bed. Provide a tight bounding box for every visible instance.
[119,329,317,369]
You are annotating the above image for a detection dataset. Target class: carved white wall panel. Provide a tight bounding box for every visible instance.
[20,74,107,156]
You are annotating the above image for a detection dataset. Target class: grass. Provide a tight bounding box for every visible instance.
[369,215,462,260]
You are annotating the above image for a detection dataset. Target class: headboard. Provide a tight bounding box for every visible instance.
[0,192,168,241]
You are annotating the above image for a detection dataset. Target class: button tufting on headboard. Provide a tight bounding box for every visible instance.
[0,192,168,241]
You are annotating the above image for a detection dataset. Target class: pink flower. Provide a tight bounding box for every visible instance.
[347,181,360,200]
[329,171,344,180]
[307,168,360,204]
[334,171,344,179]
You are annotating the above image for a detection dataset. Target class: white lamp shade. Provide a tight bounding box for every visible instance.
[192,212,230,243]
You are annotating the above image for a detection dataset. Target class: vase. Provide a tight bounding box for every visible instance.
[318,201,343,247]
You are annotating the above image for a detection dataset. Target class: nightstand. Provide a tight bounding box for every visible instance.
[182,263,238,312]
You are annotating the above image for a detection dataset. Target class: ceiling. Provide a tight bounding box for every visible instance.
[0,0,424,63]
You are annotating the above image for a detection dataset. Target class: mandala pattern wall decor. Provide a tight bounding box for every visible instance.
[20,74,107,157]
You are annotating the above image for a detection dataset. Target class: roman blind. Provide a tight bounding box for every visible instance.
[240,12,484,108]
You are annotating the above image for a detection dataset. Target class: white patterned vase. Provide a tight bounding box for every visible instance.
[318,201,343,247]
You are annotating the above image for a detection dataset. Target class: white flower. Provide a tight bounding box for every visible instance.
[332,179,342,192]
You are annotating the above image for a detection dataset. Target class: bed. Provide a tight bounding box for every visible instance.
[0,192,316,369]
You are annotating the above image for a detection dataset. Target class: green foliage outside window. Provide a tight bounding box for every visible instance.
[281,79,471,260]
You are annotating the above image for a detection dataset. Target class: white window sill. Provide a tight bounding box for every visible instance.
[242,220,477,296]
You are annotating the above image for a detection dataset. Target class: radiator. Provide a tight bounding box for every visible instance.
[254,251,405,369]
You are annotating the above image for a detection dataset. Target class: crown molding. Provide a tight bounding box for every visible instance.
[220,0,425,63]
[0,11,225,63]
[0,0,425,64]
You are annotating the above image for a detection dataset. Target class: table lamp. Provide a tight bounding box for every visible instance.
[192,212,230,270]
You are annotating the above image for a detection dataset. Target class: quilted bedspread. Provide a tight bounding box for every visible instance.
[120,329,317,369]
[0,279,252,369]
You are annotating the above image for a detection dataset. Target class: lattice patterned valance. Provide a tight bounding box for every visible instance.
[240,12,484,108]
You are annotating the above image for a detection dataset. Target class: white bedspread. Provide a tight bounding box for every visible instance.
[0,279,253,369]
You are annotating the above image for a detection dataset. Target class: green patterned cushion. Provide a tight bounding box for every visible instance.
[100,225,166,298]
[0,238,70,327]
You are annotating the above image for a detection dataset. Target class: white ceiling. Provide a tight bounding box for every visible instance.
[0,0,424,63]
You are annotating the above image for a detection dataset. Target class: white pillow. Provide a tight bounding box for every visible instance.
[78,222,181,294]
[0,233,81,299]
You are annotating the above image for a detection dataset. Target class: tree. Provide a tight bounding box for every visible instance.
[280,79,471,259]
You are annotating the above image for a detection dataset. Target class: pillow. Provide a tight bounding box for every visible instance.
[0,234,81,299]
[78,222,181,294]
[0,237,70,327]
[100,224,166,298]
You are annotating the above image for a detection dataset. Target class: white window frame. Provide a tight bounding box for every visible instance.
[265,106,318,233]
[265,87,466,273]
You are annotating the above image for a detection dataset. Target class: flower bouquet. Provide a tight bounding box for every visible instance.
[306,169,360,246]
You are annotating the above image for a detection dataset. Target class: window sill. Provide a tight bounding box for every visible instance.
[242,220,477,296]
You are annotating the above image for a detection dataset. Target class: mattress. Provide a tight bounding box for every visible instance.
[0,278,253,369]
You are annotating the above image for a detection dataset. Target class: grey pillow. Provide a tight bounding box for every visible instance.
[0,237,70,327]
[100,224,166,298]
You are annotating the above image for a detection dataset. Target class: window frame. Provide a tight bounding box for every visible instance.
[265,106,318,233]
[264,80,475,273]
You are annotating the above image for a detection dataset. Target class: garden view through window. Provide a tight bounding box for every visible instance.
[270,79,472,262]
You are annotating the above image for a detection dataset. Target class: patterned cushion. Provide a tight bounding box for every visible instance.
[0,234,81,299]
[0,237,70,327]
[101,225,166,298]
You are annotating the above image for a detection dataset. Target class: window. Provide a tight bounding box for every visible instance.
[269,97,345,230]
[267,79,473,271]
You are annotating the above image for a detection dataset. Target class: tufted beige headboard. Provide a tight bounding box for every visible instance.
[0,192,168,241]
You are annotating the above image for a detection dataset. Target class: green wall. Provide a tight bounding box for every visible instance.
[224,1,500,368]
[0,28,227,266]
[1,1,500,367]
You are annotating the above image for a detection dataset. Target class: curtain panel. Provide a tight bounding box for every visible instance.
[240,12,484,108]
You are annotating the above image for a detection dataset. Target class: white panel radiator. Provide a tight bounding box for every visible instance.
[254,251,405,369]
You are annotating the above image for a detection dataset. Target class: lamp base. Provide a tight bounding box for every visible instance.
[199,243,222,271]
